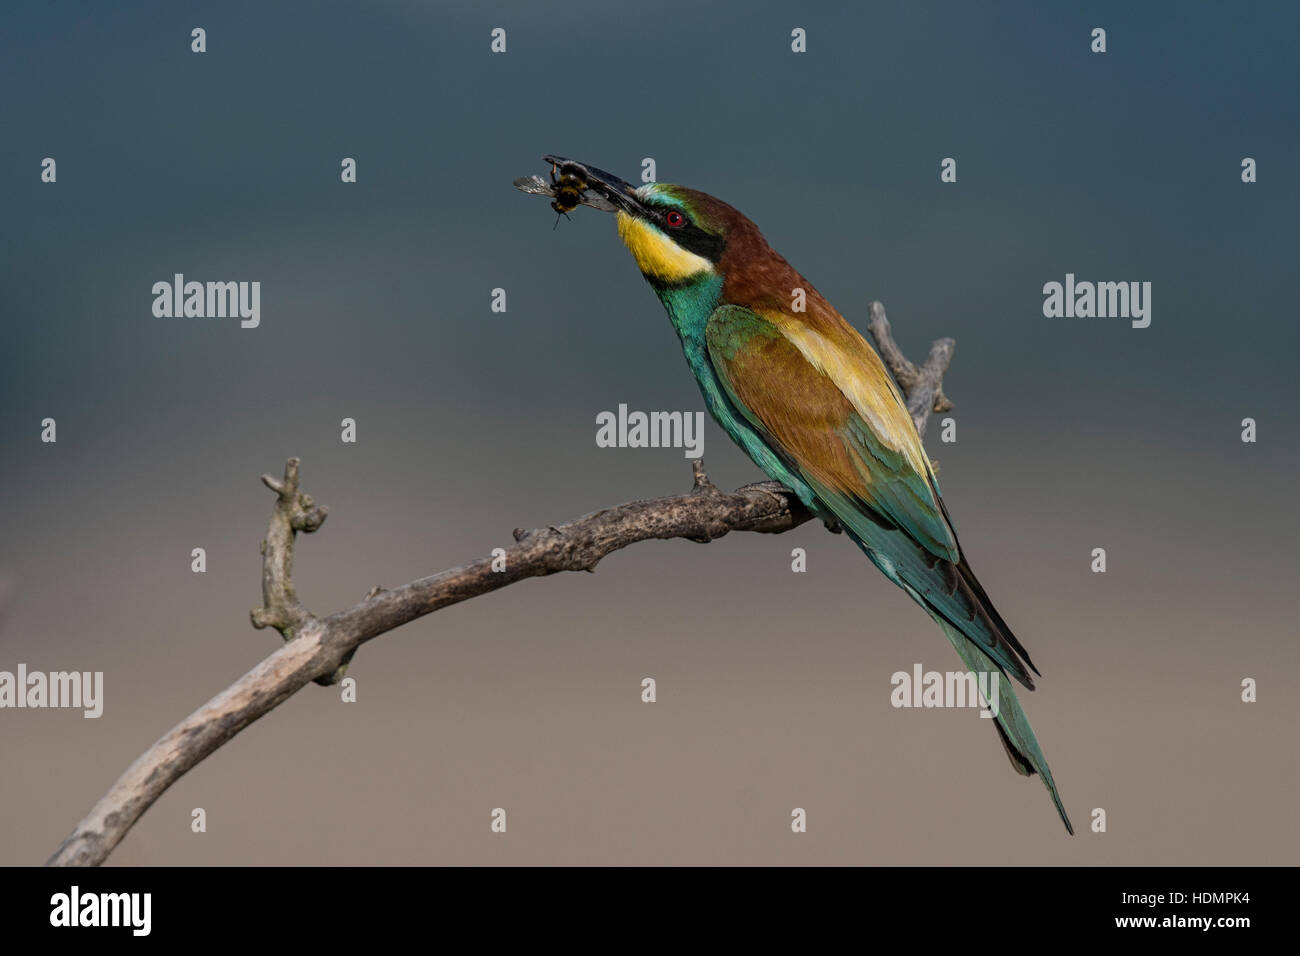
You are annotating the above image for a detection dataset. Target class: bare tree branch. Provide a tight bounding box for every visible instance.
[46,304,955,867]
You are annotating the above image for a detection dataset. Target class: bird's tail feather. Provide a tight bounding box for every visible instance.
[934,616,1074,834]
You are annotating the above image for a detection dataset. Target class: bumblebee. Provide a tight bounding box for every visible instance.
[514,159,616,224]
[549,163,588,215]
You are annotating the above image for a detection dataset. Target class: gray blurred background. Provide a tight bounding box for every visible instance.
[1,0,1297,865]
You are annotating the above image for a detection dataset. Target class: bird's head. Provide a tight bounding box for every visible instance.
[542,155,750,288]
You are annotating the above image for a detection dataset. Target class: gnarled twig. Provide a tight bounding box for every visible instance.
[867,300,955,433]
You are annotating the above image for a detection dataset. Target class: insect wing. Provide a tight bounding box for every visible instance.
[513,174,557,197]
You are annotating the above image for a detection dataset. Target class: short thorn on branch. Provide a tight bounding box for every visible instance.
[690,458,720,496]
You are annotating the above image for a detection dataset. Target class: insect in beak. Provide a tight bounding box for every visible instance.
[513,157,621,227]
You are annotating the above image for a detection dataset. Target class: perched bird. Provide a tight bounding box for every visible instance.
[520,155,1072,834]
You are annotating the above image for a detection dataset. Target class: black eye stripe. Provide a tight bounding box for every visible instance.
[676,226,725,262]
[644,203,726,263]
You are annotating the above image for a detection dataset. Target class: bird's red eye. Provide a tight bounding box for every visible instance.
[664,210,686,228]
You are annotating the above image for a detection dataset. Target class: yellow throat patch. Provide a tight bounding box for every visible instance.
[616,211,714,283]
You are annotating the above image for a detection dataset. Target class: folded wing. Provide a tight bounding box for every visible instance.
[704,303,1039,688]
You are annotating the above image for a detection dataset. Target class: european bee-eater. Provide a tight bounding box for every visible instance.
[522,156,1072,834]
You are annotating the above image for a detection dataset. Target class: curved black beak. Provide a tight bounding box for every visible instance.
[541,155,645,215]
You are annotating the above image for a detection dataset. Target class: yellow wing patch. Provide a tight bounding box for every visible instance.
[616,211,714,283]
